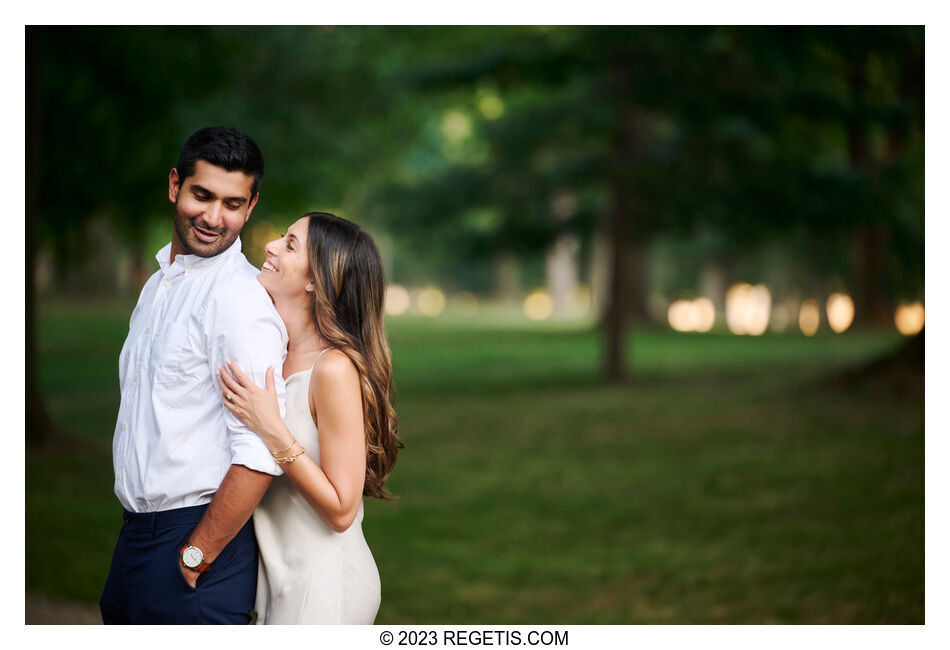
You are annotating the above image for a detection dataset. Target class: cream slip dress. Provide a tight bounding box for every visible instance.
[253,348,381,624]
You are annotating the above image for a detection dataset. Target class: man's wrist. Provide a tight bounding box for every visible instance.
[180,542,213,571]
[184,531,220,564]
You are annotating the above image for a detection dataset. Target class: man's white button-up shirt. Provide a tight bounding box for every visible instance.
[112,237,288,513]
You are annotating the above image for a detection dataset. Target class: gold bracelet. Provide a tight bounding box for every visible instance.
[275,447,305,465]
[270,438,297,458]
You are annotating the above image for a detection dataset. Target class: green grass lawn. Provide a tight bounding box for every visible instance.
[28,299,923,623]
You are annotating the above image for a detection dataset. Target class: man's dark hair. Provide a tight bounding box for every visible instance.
[176,126,265,198]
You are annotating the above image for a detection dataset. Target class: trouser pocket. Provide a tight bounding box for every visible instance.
[173,533,199,593]
[134,527,203,624]
[185,521,259,624]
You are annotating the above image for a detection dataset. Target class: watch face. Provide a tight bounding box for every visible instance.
[182,546,203,569]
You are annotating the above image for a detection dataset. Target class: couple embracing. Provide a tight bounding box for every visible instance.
[99,126,402,624]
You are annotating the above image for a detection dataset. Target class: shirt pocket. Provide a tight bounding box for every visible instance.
[150,322,190,384]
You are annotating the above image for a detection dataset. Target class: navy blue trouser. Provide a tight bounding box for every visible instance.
[99,504,258,624]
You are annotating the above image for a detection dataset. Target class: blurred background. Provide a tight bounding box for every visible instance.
[25,26,923,623]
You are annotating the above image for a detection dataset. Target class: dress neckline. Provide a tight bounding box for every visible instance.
[283,347,335,382]
[284,368,311,382]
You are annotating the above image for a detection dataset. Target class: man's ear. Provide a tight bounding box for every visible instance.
[244,192,259,223]
[168,168,181,204]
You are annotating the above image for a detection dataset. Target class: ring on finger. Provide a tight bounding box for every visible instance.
[227,392,234,401]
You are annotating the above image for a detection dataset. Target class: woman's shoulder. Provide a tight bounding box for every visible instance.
[311,348,360,386]
[308,348,363,418]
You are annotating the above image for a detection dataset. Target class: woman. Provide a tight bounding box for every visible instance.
[217,211,402,624]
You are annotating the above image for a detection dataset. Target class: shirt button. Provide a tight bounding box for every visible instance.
[115,472,121,480]
[121,423,127,431]
[145,327,150,334]
[133,375,138,382]
[186,267,193,275]
[163,280,170,288]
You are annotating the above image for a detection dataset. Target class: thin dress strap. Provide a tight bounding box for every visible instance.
[313,346,335,365]
[307,347,335,424]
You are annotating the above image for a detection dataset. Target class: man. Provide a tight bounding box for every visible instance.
[99,127,287,624]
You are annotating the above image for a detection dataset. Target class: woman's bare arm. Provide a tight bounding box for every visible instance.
[219,354,366,532]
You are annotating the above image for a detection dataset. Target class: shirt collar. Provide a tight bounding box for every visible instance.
[156,237,244,278]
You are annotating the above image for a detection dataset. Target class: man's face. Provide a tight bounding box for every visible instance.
[168,160,259,260]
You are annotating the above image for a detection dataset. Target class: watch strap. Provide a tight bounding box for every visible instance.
[179,544,211,573]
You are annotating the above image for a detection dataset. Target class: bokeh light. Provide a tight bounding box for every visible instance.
[478,94,504,120]
[441,110,472,142]
[726,283,771,335]
[449,291,479,317]
[799,299,820,336]
[826,293,855,333]
[523,290,554,321]
[894,301,924,336]
[692,297,716,332]
[668,300,694,332]
[417,287,446,317]
[384,284,410,316]
[667,297,716,332]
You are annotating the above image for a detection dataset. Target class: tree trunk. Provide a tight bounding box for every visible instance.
[851,221,891,327]
[603,53,638,383]
[26,28,56,451]
[604,172,630,383]
[847,48,891,329]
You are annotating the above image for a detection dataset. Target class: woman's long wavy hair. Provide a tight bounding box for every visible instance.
[304,212,402,500]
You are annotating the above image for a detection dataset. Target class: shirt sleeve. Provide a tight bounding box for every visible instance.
[203,278,288,477]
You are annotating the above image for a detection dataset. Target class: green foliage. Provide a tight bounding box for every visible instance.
[29,26,923,298]
[29,26,432,272]
[372,26,923,298]
[29,300,921,622]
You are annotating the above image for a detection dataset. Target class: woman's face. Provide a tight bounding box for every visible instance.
[259,217,312,301]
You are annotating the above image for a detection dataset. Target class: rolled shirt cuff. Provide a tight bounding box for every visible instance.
[230,435,283,476]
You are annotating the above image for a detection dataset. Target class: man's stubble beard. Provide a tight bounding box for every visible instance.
[172,201,244,259]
